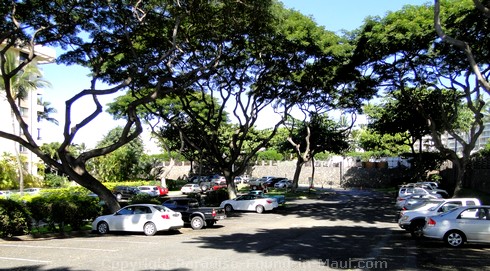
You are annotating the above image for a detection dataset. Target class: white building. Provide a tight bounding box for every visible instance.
[414,122,490,155]
[0,45,56,176]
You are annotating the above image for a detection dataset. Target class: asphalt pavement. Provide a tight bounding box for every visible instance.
[1,188,489,271]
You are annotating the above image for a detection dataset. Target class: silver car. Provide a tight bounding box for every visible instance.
[423,205,490,247]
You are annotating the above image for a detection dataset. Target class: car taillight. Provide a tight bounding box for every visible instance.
[161,214,170,219]
[212,209,216,217]
[427,218,436,227]
[266,200,273,204]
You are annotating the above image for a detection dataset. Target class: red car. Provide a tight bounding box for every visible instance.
[157,186,169,196]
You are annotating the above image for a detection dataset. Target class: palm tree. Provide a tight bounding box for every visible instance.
[38,101,59,126]
[0,51,52,193]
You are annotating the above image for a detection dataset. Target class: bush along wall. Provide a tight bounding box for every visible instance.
[0,199,31,237]
[26,192,103,233]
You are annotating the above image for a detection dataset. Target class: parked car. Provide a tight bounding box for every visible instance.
[197,174,221,191]
[157,186,169,196]
[163,198,226,230]
[248,190,286,205]
[264,177,286,187]
[112,186,140,201]
[138,186,160,197]
[180,183,201,194]
[398,198,481,238]
[395,194,440,210]
[274,179,292,189]
[398,185,442,199]
[92,204,184,236]
[220,194,279,213]
[423,205,490,247]
[248,176,274,190]
[24,188,42,195]
[0,190,12,198]
[234,176,248,184]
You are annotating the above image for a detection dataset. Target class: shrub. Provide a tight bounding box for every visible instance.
[26,192,102,232]
[0,199,31,237]
[129,193,160,205]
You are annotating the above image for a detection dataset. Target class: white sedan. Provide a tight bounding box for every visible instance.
[274,179,292,189]
[180,183,201,194]
[423,205,490,247]
[92,204,184,236]
[137,185,160,197]
[220,194,278,214]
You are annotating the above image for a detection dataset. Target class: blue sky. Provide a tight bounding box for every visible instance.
[40,0,429,148]
[281,0,429,33]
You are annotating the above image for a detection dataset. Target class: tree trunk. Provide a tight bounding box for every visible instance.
[451,157,466,197]
[310,156,316,189]
[67,169,121,213]
[160,158,175,188]
[291,158,306,192]
[11,111,24,194]
[223,169,237,200]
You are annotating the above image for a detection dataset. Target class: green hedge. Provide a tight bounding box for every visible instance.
[27,192,103,232]
[0,199,31,237]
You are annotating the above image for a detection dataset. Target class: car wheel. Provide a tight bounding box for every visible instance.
[444,230,465,248]
[190,216,205,230]
[201,185,208,191]
[116,193,122,201]
[97,221,109,234]
[143,222,157,236]
[256,205,265,214]
[224,204,233,213]
[410,222,425,239]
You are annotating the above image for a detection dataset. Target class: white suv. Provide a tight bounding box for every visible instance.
[398,198,481,238]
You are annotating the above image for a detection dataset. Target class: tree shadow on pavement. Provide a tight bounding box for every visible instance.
[276,189,398,224]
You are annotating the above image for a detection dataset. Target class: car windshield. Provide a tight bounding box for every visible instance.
[416,201,442,211]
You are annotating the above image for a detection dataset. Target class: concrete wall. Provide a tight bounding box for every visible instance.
[163,155,490,192]
[164,158,363,188]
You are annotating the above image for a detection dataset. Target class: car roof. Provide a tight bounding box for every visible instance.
[125,203,159,207]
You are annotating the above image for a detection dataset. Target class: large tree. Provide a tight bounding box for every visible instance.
[108,2,375,199]
[0,0,283,212]
[282,112,351,191]
[353,0,488,195]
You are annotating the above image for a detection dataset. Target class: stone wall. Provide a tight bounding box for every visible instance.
[163,155,490,192]
[164,158,374,188]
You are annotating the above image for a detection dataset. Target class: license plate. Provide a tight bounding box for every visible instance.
[216,215,226,220]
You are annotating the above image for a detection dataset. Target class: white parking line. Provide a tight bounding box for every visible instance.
[0,244,117,252]
[0,256,51,263]
[63,239,158,245]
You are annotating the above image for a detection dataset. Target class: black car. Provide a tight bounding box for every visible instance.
[112,186,140,201]
[162,198,226,230]
[264,177,287,187]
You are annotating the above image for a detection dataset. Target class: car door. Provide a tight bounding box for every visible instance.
[241,195,257,210]
[234,195,251,210]
[458,207,490,242]
[129,206,152,231]
[109,206,135,231]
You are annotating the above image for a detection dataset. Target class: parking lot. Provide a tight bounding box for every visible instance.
[1,189,490,270]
